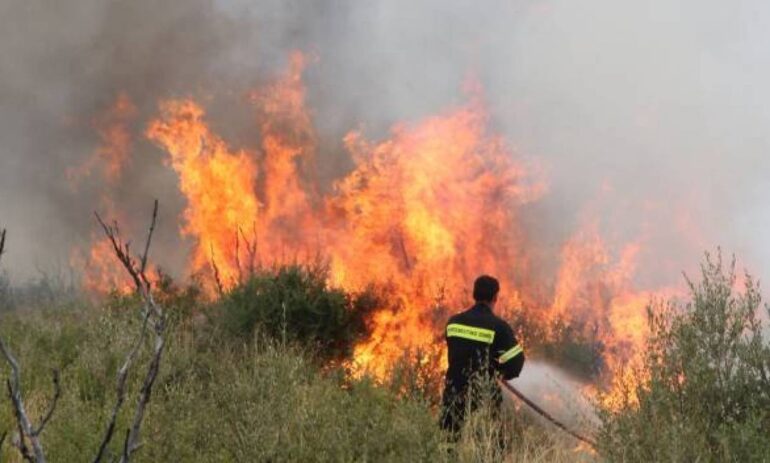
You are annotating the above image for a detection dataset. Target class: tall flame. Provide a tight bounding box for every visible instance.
[76,53,691,393]
[146,100,260,285]
[328,90,546,375]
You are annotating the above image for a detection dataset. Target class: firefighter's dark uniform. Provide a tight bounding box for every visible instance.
[440,303,525,434]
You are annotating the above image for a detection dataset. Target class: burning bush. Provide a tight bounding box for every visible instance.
[597,252,770,461]
[216,264,377,362]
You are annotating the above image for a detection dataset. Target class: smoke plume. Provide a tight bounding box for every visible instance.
[1,0,769,289]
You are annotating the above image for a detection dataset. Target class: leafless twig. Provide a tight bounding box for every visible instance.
[92,311,151,463]
[139,201,158,276]
[8,379,32,463]
[0,429,7,459]
[0,231,58,463]
[240,223,259,276]
[33,370,60,436]
[210,244,225,297]
[1,341,47,462]
[234,230,242,285]
[121,428,130,463]
[396,231,411,271]
[93,201,167,463]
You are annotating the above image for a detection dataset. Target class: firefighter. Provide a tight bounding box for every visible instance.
[440,275,525,436]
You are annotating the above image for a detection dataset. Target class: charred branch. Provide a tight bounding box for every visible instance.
[32,370,60,437]
[92,311,151,463]
[1,340,47,463]
[396,232,412,272]
[139,200,158,276]
[210,244,225,297]
[121,328,165,462]
[0,231,56,463]
[241,223,259,276]
[121,428,130,463]
[0,430,7,459]
[93,201,167,463]
[9,389,33,462]
[234,230,242,285]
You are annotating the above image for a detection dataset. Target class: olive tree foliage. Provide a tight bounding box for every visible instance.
[598,251,770,462]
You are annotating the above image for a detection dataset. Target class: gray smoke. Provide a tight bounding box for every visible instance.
[2,0,769,288]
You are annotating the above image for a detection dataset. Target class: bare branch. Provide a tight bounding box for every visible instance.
[210,244,225,297]
[139,200,158,276]
[9,381,33,463]
[121,428,130,463]
[92,311,150,463]
[396,231,411,271]
[1,341,44,462]
[32,370,60,437]
[95,213,143,292]
[5,379,35,462]
[0,229,6,263]
[234,230,242,285]
[93,201,167,463]
[120,328,165,462]
[239,223,259,277]
[0,429,7,458]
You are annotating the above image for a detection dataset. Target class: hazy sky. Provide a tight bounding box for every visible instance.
[1,0,769,287]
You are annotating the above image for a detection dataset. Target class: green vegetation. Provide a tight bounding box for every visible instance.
[4,251,768,462]
[597,253,770,461]
[6,252,770,462]
[0,272,582,463]
[538,318,604,380]
[215,265,377,362]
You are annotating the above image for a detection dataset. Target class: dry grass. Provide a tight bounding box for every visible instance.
[0,295,590,462]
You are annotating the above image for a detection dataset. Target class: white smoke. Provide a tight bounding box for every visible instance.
[503,360,598,436]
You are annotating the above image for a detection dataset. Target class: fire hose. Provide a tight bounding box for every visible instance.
[499,379,597,449]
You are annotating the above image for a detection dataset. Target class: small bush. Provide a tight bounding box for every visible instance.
[539,317,605,380]
[597,252,770,461]
[216,265,376,362]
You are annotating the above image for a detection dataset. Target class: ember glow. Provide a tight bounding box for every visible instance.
[83,54,687,393]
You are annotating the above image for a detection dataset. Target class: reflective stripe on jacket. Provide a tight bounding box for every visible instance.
[444,303,525,393]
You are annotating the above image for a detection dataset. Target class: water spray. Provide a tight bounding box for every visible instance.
[500,379,597,449]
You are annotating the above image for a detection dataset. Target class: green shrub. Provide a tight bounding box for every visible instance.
[597,252,770,461]
[0,308,444,462]
[216,265,376,362]
[538,317,605,380]
[0,297,587,463]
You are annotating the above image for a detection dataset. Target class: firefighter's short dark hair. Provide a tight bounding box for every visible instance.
[473,275,500,302]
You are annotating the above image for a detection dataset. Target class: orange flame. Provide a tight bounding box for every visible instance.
[329,91,546,375]
[251,51,319,259]
[78,53,692,398]
[146,100,260,286]
[70,93,138,293]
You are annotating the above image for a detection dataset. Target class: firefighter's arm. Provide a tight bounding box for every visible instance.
[495,323,525,380]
